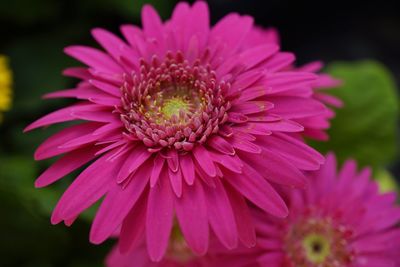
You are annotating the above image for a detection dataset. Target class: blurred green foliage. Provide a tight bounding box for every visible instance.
[312,61,399,170]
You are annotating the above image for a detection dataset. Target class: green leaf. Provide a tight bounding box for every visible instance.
[311,61,399,169]
[375,169,399,193]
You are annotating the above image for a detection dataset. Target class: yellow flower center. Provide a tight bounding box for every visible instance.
[0,56,12,112]
[284,217,354,267]
[161,96,192,120]
[302,233,331,264]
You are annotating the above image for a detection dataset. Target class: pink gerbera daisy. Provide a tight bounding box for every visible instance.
[205,153,400,267]
[25,1,332,261]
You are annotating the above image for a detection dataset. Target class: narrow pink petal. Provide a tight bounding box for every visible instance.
[24,103,101,132]
[240,44,279,70]
[268,96,327,119]
[207,135,235,155]
[141,5,163,39]
[34,122,101,160]
[119,195,147,253]
[51,150,125,224]
[175,180,209,255]
[230,136,262,154]
[90,161,152,244]
[189,1,209,48]
[150,153,165,187]
[91,28,129,62]
[180,154,195,185]
[62,67,91,80]
[120,25,144,48]
[232,101,274,115]
[208,151,243,174]
[204,178,238,249]
[64,45,123,73]
[192,146,217,177]
[259,134,321,170]
[146,171,174,261]
[263,52,295,72]
[117,145,152,183]
[254,119,304,133]
[166,149,179,172]
[89,79,121,97]
[225,183,256,247]
[211,14,253,57]
[71,109,116,123]
[35,146,99,188]
[243,148,308,188]
[168,166,183,197]
[266,72,317,94]
[228,163,288,218]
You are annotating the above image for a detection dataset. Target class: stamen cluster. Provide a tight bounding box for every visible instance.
[120,52,230,152]
[284,215,354,267]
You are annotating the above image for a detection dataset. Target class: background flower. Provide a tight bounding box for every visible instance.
[205,153,400,267]
[0,55,12,122]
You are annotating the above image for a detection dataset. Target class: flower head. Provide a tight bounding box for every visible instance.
[26,2,332,261]
[0,55,12,122]
[207,153,400,267]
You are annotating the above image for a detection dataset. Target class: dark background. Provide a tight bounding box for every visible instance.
[0,0,399,266]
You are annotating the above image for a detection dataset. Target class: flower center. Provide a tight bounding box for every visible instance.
[302,233,331,264]
[142,83,205,125]
[284,217,354,267]
[119,52,230,152]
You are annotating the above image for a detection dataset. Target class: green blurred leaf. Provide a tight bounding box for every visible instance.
[312,61,399,168]
[375,169,399,193]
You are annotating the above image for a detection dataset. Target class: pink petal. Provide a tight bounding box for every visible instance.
[240,44,279,70]
[24,103,101,132]
[204,178,238,249]
[175,180,209,255]
[228,163,288,218]
[180,154,195,185]
[141,5,163,39]
[243,148,308,188]
[35,146,99,188]
[150,153,165,187]
[192,146,217,177]
[207,135,235,155]
[225,184,256,247]
[168,166,183,197]
[268,96,327,119]
[208,151,243,174]
[51,150,125,224]
[230,136,261,154]
[211,14,253,57]
[90,161,152,244]
[119,195,147,253]
[117,145,152,183]
[146,171,174,261]
[34,122,101,160]
[89,79,121,97]
[64,45,123,73]
[91,28,129,62]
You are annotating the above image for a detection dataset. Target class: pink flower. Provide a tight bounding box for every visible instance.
[206,153,400,267]
[25,2,332,261]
